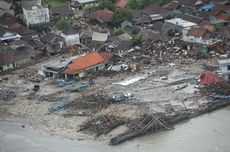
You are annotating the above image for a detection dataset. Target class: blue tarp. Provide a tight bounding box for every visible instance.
[210,94,230,99]
[48,100,71,113]
[54,81,74,88]
[202,2,215,12]
[75,83,88,92]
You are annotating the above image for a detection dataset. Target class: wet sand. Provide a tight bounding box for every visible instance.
[0,107,229,152]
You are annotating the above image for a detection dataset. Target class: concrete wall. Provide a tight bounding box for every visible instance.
[64,63,104,79]
[23,7,50,26]
[182,35,214,45]
[61,33,80,46]
[15,58,32,67]
[219,58,230,80]
[0,63,14,72]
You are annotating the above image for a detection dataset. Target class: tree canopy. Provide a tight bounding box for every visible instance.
[111,8,133,27]
[56,17,73,30]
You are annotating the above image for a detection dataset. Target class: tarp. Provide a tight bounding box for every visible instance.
[200,71,222,85]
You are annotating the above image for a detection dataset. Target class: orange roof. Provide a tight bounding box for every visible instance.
[216,12,230,21]
[100,52,113,63]
[115,0,128,8]
[63,52,105,74]
[89,9,113,23]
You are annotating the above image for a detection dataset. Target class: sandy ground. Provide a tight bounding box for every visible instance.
[0,57,218,141]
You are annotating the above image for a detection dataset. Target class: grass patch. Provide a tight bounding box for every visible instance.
[42,0,70,8]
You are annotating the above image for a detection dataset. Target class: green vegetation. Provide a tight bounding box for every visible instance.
[111,8,133,27]
[12,0,22,15]
[42,0,70,8]
[167,29,175,37]
[56,17,73,30]
[132,34,143,45]
[84,0,116,14]
[113,27,125,35]
[128,0,170,9]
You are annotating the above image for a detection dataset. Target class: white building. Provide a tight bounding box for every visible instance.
[218,57,230,80]
[0,27,21,42]
[165,18,197,32]
[22,0,50,27]
[60,28,80,46]
[74,0,97,8]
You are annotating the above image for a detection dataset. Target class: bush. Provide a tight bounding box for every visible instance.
[113,27,125,35]
[56,17,73,30]
[132,34,143,45]
[111,8,133,27]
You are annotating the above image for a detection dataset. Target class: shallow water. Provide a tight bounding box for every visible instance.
[0,107,229,152]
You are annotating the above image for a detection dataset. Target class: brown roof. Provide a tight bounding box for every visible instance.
[0,12,18,28]
[177,0,199,7]
[9,23,37,37]
[216,12,230,20]
[163,1,181,10]
[138,28,162,41]
[177,14,203,24]
[114,0,128,8]
[89,9,113,23]
[211,4,230,16]
[187,27,211,40]
[141,4,169,15]
[50,4,74,17]
[0,49,14,65]
[62,28,78,35]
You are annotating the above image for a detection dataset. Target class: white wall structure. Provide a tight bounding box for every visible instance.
[22,4,50,27]
[218,58,230,80]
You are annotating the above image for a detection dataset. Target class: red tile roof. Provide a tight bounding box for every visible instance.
[89,9,113,23]
[63,52,105,74]
[114,0,128,8]
[99,52,113,63]
[200,71,222,86]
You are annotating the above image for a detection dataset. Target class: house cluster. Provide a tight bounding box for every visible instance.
[0,0,230,81]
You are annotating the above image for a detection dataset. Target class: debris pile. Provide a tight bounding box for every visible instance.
[22,68,44,83]
[109,113,172,145]
[78,115,125,137]
[0,90,16,101]
[200,81,230,96]
[66,93,113,114]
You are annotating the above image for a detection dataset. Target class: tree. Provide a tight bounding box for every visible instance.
[56,17,73,30]
[167,29,175,37]
[128,0,143,9]
[98,0,115,11]
[132,34,143,45]
[113,27,125,35]
[111,8,133,27]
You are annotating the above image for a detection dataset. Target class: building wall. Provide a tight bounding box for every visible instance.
[83,2,98,8]
[219,58,230,80]
[64,63,104,79]
[23,7,50,26]
[0,63,14,72]
[182,35,214,45]
[61,33,80,46]
[15,58,32,67]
